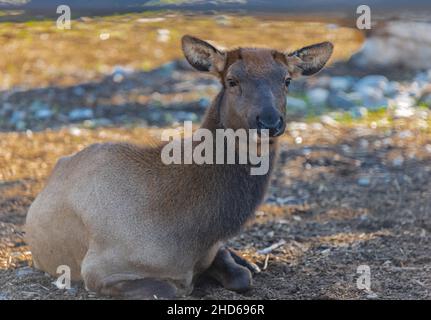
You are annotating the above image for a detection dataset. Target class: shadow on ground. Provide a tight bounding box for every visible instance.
[1,117,431,299]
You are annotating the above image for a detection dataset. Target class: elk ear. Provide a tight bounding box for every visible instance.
[284,42,333,78]
[181,35,226,74]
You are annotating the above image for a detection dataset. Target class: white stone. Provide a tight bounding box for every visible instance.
[307,88,329,106]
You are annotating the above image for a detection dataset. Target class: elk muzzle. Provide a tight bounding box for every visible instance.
[255,110,284,137]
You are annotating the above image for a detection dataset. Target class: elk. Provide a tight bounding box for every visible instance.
[25,35,333,299]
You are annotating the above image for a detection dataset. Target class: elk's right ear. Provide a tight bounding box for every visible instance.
[181,35,226,74]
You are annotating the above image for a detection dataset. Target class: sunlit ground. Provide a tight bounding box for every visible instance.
[0,12,362,90]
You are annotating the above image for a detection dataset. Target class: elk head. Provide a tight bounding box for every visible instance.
[182,35,333,137]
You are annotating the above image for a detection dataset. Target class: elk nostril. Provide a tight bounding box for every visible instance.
[275,117,284,130]
[256,116,265,130]
[256,116,282,130]
[256,116,284,137]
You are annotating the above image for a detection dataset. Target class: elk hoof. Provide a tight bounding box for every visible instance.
[100,278,177,300]
[207,247,253,293]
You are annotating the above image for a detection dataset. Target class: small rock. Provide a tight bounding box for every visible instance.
[0,102,12,117]
[392,94,416,108]
[415,71,429,84]
[384,81,401,97]
[276,196,305,206]
[321,248,331,256]
[354,75,389,92]
[198,97,211,109]
[295,136,303,144]
[366,292,378,299]
[111,65,133,76]
[394,106,415,118]
[69,127,82,136]
[35,108,53,120]
[156,29,170,43]
[307,88,329,107]
[147,110,163,123]
[83,118,112,128]
[359,138,369,149]
[351,106,368,119]
[99,33,110,41]
[113,73,124,83]
[357,86,387,109]
[328,91,357,110]
[15,120,26,130]
[392,156,404,167]
[398,130,413,139]
[329,76,353,92]
[10,110,25,125]
[66,287,78,295]
[16,266,38,278]
[68,108,94,121]
[137,17,165,23]
[29,100,49,112]
[267,231,275,238]
[287,96,307,111]
[93,118,113,126]
[73,86,85,96]
[77,16,92,22]
[215,15,231,26]
[0,292,8,300]
[111,66,133,83]
[156,61,176,77]
[408,81,425,98]
[288,122,308,131]
[327,23,339,29]
[382,260,392,267]
[357,177,370,187]
[341,144,351,153]
[320,115,338,127]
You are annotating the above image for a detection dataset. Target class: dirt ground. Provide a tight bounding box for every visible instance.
[1,114,431,300]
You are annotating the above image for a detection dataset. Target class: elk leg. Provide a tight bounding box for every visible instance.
[99,278,177,300]
[206,247,252,293]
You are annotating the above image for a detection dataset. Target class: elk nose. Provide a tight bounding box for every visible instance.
[256,115,284,137]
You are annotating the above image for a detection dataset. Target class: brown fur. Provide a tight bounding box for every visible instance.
[25,35,333,298]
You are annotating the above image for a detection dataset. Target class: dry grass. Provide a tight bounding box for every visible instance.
[2,112,431,299]
[0,12,363,90]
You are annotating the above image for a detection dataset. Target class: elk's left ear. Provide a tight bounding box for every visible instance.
[283,42,333,78]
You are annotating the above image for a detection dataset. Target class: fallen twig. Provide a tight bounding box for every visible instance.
[263,255,270,271]
[257,239,286,255]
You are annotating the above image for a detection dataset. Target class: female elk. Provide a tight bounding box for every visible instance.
[26,35,333,298]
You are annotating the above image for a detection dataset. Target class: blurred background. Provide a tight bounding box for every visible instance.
[1,0,431,300]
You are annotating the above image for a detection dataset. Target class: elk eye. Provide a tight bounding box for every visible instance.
[285,77,292,87]
[227,79,238,88]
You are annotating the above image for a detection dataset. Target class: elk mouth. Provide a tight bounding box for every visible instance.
[252,131,278,145]
[256,115,285,137]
